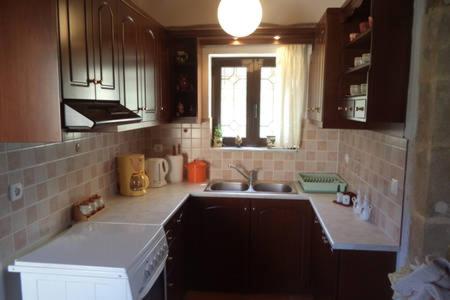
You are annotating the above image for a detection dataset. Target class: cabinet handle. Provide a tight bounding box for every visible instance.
[252,207,256,211]
[160,106,164,111]
[167,256,173,261]
[94,79,102,85]
[168,282,174,288]
[355,106,365,111]
[244,207,247,212]
[337,106,345,111]
[314,218,319,224]
[88,78,96,84]
[314,107,321,112]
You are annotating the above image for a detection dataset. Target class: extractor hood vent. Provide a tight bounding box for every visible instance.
[63,100,142,130]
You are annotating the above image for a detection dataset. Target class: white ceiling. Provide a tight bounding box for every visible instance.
[131,0,347,27]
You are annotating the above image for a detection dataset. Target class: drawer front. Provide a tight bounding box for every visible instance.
[345,99,355,118]
[354,99,367,120]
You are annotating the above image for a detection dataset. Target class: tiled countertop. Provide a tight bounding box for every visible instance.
[93,182,399,252]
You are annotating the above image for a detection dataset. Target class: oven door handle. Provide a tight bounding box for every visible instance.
[138,255,167,299]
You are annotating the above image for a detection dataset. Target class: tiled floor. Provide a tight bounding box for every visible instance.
[185,291,313,300]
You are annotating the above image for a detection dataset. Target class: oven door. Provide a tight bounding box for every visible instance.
[142,267,166,300]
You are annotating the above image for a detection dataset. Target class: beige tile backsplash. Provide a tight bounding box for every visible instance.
[146,120,340,181]
[338,130,407,242]
[0,130,147,271]
[0,121,408,295]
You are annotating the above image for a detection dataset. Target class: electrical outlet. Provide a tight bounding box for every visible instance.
[344,153,350,164]
[9,183,24,202]
[390,178,399,196]
[153,144,163,153]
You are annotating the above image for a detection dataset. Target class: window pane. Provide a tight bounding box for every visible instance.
[220,67,247,138]
[260,67,278,138]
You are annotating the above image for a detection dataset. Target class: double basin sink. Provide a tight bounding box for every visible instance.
[205,181,297,194]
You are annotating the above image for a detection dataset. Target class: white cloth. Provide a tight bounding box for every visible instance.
[392,257,450,300]
[274,44,311,148]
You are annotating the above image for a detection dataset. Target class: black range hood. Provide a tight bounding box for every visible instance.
[63,100,142,130]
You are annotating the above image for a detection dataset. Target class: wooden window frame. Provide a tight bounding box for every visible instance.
[211,57,276,147]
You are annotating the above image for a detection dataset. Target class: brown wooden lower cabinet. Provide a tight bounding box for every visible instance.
[250,199,312,293]
[164,202,187,300]
[311,215,397,300]
[166,197,396,300]
[186,197,311,293]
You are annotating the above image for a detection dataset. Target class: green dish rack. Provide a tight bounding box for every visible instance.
[297,173,347,193]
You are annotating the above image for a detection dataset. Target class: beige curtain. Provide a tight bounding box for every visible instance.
[275,44,311,148]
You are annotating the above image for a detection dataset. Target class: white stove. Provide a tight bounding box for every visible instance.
[9,222,168,300]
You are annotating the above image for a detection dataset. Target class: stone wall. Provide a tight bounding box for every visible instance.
[403,0,450,261]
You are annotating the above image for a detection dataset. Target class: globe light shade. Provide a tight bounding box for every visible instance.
[218,0,263,38]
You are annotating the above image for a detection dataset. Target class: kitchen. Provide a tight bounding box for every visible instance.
[0,0,449,300]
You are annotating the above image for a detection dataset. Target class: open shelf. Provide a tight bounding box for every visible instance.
[345,94,367,99]
[345,29,372,49]
[345,63,370,74]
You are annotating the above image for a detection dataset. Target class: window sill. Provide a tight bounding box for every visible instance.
[210,146,298,152]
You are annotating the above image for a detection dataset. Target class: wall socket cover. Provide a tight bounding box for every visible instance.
[390,178,399,196]
[9,183,24,202]
[344,153,350,164]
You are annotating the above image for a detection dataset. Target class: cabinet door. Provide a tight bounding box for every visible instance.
[188,197,250,292]
[92,0,120,101]
[311,216,338,300]
[165,204,186,300]
[156,36,170,122]
[140,23,158,121]
[250,199,312,293]
[0,0,62,142]
[307,21,325,124]
[117,1,141,113]
[59,0,96,100]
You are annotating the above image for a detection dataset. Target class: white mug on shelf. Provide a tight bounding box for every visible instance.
[362,53,371,64]
[360,83,368,95]
[350,85,361,96]
[354,56,363,67]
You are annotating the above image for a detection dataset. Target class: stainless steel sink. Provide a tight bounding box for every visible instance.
[253,183,293,193]
[208,181,249,191]
[205,181,296,194]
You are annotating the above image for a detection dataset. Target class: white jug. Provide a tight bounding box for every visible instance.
[360,203,373,221]
[146,158,169,188]
[352,197,363,215]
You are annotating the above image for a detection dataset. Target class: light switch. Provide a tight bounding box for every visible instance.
[390,179,399,196]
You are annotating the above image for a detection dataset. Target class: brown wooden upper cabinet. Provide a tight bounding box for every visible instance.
[308,0,412,128]
[59,0,120,101]
[0,0,62,142]
[117,1,141,111]
[307,8,344,128]
[118,0,164,121]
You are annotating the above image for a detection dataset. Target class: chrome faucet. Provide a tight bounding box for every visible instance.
[228,163,259,188]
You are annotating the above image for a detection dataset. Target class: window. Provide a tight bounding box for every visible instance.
[212,57,276,146]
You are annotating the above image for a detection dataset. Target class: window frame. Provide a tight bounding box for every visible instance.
[211,57,276,147]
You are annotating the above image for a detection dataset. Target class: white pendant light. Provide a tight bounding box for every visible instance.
[218,0,263,38]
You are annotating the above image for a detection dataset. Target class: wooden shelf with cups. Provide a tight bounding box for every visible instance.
[338,0,413,126]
